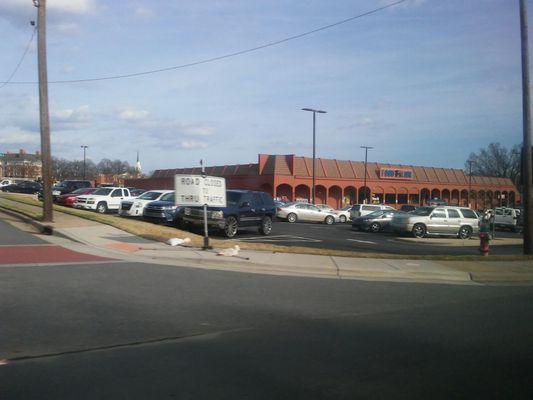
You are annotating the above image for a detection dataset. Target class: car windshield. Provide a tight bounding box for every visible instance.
[411,206,434,216]
[55,182,69,188]
[340,206,352,211]
[92,188,112,196]
[366,210,384,217]
[227,192,243,206]
[138,191,164,200]
[71,188,89,194]
[160,193,175,202]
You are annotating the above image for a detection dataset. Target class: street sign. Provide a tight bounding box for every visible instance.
[174,174,226,207]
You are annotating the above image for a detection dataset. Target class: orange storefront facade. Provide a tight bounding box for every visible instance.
[126,154,520,210]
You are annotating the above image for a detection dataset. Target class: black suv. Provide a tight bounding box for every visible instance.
[182,189,276,238]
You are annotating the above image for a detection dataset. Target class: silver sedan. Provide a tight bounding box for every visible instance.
[277,202,339,224]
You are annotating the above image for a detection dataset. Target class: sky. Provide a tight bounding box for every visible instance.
[0,0,529,174]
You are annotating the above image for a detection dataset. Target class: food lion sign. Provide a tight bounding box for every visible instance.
[174,175,226,207]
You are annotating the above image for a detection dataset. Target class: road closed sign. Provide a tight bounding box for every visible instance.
[174,175,226,207]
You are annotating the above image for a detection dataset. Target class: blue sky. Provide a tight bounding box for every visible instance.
[0,0,529,174]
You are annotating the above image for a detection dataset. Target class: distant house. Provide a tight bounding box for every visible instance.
[0,149,42,180]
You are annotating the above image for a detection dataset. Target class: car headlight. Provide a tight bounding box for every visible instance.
[134,202,142,208]
[162,206,177,210]
[211,211,224,219]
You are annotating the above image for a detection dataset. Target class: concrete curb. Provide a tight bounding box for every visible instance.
[0,206,54,235]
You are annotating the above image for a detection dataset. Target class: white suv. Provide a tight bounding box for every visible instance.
[75,187,133,213]
[350,204,395,220]
[119,190,173,217]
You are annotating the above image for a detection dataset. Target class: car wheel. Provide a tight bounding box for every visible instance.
[370,222,381,233]
[96,202,108,214]
[224,216,238,238]
[339,215,347,223]
[324,215,334,225]
[458,225,473,239]
[259,216,272,235]
[412,223,426,238]
[287,213,297,223]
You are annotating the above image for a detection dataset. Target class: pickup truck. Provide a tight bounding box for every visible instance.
[75,187,133,213]
[182,189,276,238]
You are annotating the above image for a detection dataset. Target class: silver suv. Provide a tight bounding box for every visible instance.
[391,206,479,239]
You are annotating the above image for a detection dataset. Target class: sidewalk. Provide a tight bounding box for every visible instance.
[1,199,533,285]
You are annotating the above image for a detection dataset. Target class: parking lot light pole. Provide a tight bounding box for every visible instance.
[468,160,473,207]
[81,145,88,180]
[302,108,327,204]
[361,146,373,204]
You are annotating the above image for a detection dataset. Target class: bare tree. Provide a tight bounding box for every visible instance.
[466,143,521,187]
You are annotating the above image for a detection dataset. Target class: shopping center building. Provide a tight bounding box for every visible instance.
[126,154,519,210]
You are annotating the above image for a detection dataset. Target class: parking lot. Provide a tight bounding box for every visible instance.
[218,220,523,256]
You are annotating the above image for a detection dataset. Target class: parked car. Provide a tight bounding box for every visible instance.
[1,181,42,194]
[142,192,183,225]
[74,187,133,213]
[128,188,147,197]
[277,202,338,224]
[491,207,522,232]
[56,187,97,207]
[349,204,395,220]
[333,205,352,223]
[352,210,402,232]
[182,189,276,238]
[120,190,173,217]
[38,179,92,201]
[400,205,417,213]
[391,206,479,239]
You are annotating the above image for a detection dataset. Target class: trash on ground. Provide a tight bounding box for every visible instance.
[166,237,191,246]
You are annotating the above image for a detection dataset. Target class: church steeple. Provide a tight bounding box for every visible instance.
[135,150,142,175]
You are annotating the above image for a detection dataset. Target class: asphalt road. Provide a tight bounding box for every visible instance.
[1,218,533,399]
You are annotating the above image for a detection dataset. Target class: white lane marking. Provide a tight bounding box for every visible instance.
[346,238,377,245]
[234,235,322,243]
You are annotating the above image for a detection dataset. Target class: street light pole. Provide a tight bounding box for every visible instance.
[81,145,88,179]
[520,0,533,254]
[302,108,327,204]
[468,160,473,208]
[361,146,373,204]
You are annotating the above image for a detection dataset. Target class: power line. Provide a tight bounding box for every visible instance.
[0,25,37,90]
[1,0,408,85]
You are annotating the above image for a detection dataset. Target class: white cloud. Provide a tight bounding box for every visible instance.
[51,105,91,130]
[182,125,214,137]
[180,140,208,149]
[135,6,155,19]
[118,108,150,121]
[0,0,97,26]
[0,127,40,146]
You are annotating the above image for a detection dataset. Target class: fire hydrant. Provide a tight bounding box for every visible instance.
[479,210,492,256]
[479,232,490,256]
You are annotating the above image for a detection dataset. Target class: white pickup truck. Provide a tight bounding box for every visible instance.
[75,187,133,213]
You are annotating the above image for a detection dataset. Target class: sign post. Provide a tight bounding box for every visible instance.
[175,165,226,251]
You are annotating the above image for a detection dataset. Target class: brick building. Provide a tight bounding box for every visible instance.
[125,154,519,210]
[0,149,42,180]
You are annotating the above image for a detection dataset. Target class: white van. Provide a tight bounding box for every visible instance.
[492,207,521,231]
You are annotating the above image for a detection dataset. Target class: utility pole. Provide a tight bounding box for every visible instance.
[34,0,53,222]
[520,0,533,254]
[361,146,373,204]
[81,145,88,179]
